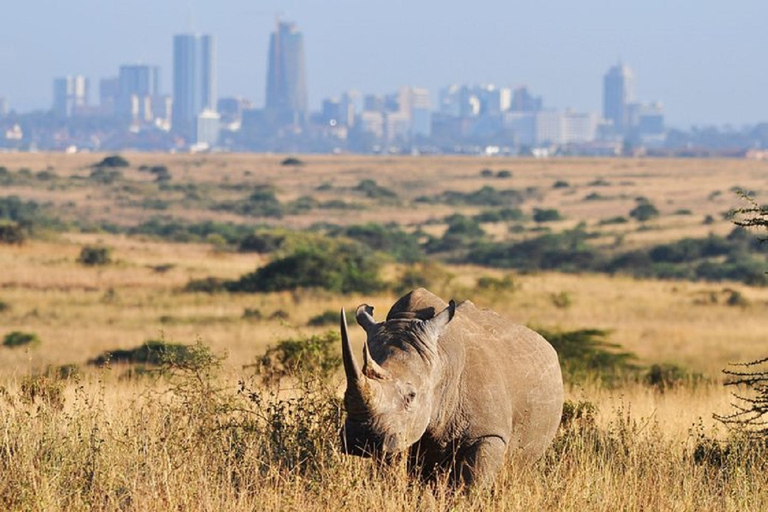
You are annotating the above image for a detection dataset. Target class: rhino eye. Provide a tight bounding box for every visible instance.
[404,391,416,407]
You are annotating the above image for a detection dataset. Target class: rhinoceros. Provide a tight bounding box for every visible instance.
[339,288,563,488]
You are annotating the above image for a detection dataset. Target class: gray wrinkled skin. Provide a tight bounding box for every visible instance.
[340,288,564,489]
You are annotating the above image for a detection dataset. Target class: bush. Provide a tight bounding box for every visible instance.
[332,223,423,263]
[418,186,525,207]
[307,309,356,327]
[553,180,570,188]
[629,202,660,222]
[94,155,130,168]
[184,277,228,293]
[0,196,39,223]
[353,179,398,200]
[88,339,200,367]
[3,331,40,348]
[473,208,525,223]
[0,222,26,244]
[214,185,283,218]
[468,228,602,272]
[227,239,384,294]
[537,327,639,383]
[149,165,171,182]
[281,156,304,166]
[253,331,341,386]
[77,245,111,266]
[533,208,564,223]
[89,167,122,184]
[643,363,702,392]
[496,170,513,179]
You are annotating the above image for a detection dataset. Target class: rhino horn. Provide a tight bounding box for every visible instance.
[355,304,377,333]
[340,308,363,384]
[363,338,390,380]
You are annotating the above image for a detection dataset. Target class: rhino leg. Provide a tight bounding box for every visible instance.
[456,436,506,489]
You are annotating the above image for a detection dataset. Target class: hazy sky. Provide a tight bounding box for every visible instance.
[1,0,766,128]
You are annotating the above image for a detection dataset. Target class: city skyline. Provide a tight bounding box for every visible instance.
[0,0,766,128]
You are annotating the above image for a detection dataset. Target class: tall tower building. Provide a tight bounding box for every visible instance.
[603,62,634,135]
[53,76,89,117]
[173,34,216,137]
[118,64,160,122]
[265,21,307,127]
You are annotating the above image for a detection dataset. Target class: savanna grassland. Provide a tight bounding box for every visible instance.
[1,153,768,511]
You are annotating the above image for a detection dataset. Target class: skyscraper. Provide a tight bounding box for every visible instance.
[265,21,307,127]
[53,76,89,117]
[173,34,216,138]
[118,64,160,122]
[603,62,634,135]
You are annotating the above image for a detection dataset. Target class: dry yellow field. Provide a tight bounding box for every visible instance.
[1,153,767,510]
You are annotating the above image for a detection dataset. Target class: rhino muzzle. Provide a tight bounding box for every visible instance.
[340,419,382,458]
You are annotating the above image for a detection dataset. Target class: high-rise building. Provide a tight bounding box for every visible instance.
[510,87,543,112]
[603,62,634,135]
[265,21,307,127]
[53,76,89,117]
[0,97,8,118]
[99,78,119,116]
[173,34,216,138]
[118,64,160,122]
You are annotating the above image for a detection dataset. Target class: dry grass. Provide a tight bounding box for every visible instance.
[1,154,768,509]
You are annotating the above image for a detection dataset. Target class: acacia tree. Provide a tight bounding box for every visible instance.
[715,195,768,433]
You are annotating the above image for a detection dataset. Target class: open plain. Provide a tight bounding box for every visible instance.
[1,153,767,510]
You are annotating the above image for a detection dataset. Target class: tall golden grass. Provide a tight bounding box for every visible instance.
[1,154,767,509]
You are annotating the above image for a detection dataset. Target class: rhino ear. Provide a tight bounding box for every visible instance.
[356,304,377,333]
[421,300,456,341]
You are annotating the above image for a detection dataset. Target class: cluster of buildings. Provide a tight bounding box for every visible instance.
[0,21,669,154]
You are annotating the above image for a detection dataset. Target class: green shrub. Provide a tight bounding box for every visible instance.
[281,156,304,166]
[443,214,485,239]
[496,170,513,179]
[599,216,629,225]
[184,277,228,293]
[337,223,423,263]
[629,201,660,222]
[253,331,341,386]
[537,327,639,383]
[643,363,703,392]
[227,239,384,294]
[0,196,40,223]
[468,228,602,272]
[353,179,398,200]
[242,308,263,320]
[94,155,130,168]
[149,165,171,182]
[0,222,26,244]
[553,180,570,188]
[89,167,122,184]
[77,245,111,266]
[533,208,564,223]
[3,331,40,348]
[417,186,525,207]
[88,339,200,367]
[475,274,515,293]
[307,309,356,327]
[214,185,283,218]
[473,208,525,223]
[479,168,494,177]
